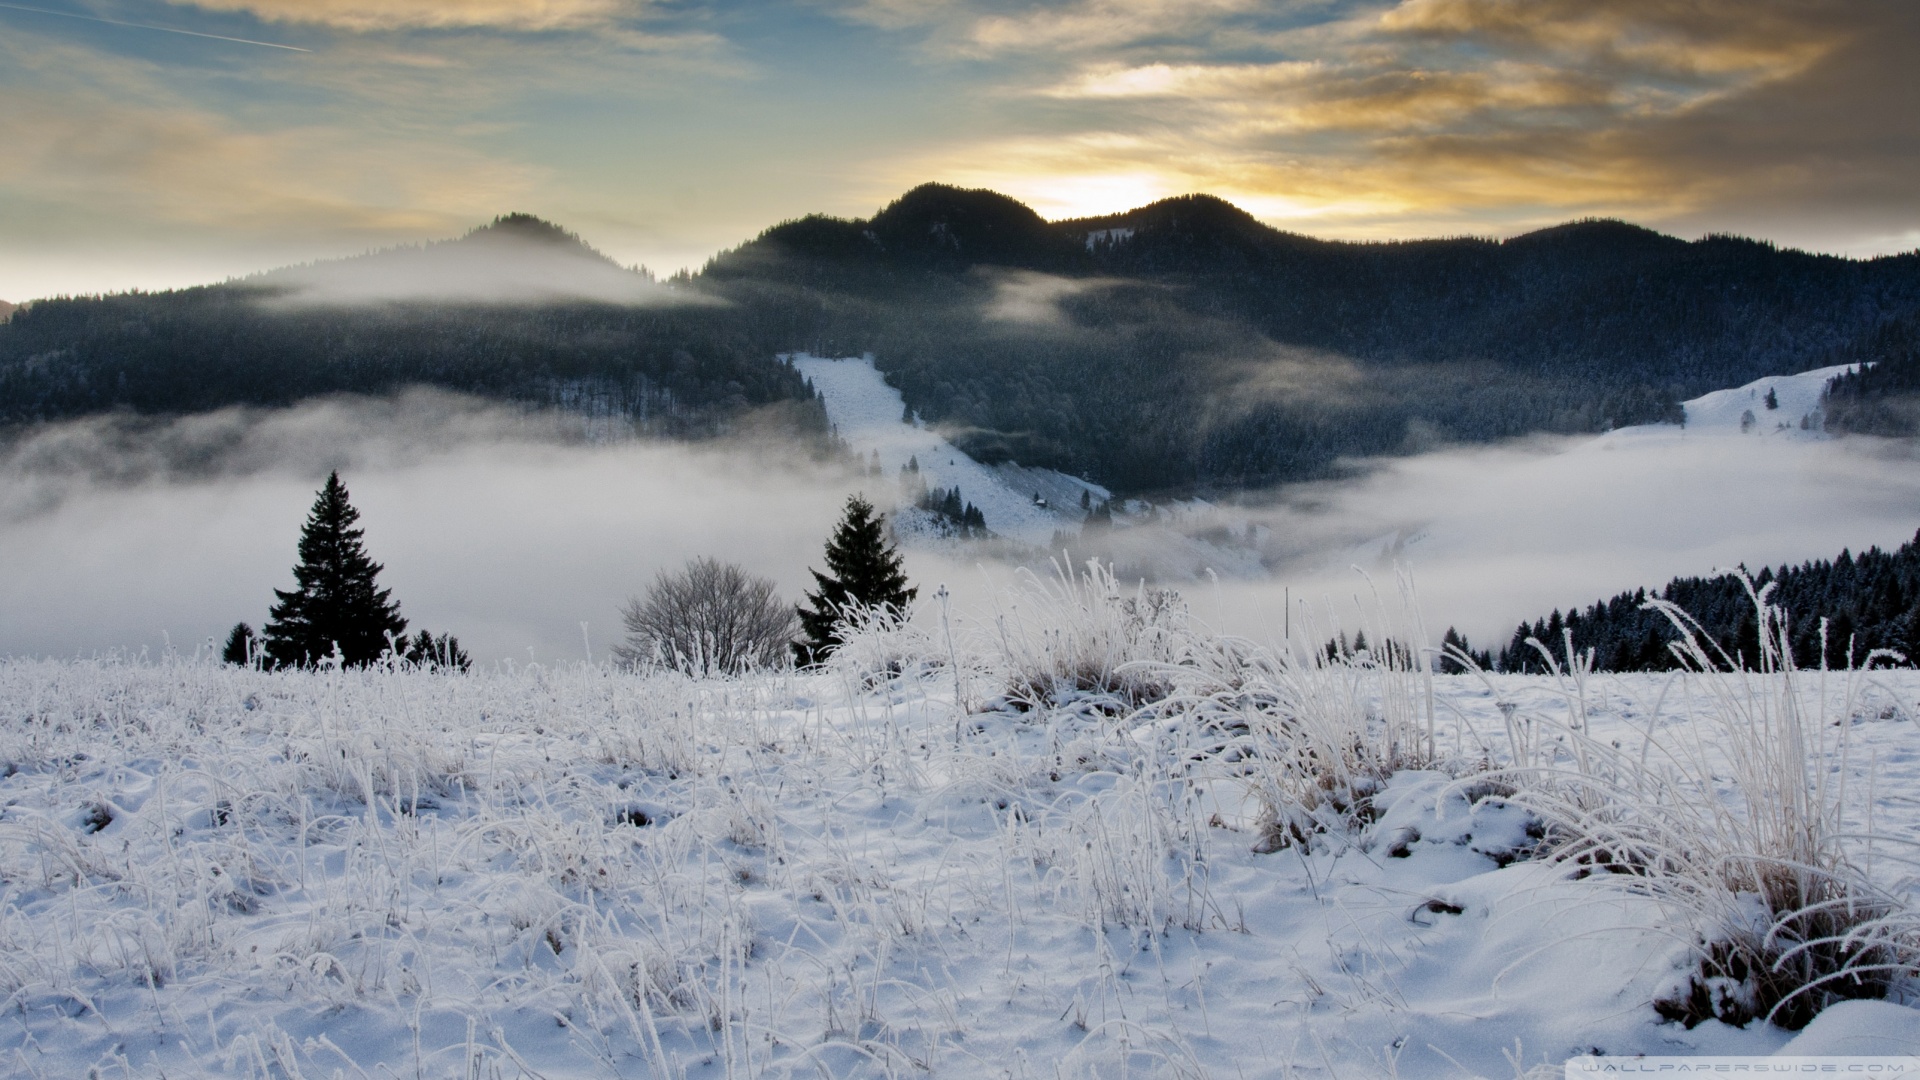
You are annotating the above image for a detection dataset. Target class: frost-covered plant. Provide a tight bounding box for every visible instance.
[1180,584,1437,852]
[1481,577,1918,1029]
[991,558,1198,713]
[824,599,941,688]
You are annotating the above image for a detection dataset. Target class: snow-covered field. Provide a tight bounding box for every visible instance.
[4,587,1918,1078]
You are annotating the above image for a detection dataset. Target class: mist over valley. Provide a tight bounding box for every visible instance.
[5,186,1920,664]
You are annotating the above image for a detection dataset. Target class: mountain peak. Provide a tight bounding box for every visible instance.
[462,213,592,249]
[872,183,1047,226]
[1065,193,1263,232]
[1504,218,1684,255]
[866,184,1079,269]
[245,213,677,306]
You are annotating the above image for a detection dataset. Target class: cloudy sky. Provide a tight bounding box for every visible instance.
[3,0,1916,300]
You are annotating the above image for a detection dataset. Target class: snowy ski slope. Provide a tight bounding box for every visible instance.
[789,354,1107,545]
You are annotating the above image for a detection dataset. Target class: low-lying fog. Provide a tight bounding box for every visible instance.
[248,225,698,307]
[1221,426,1920,649]
[6,392,1920,663]
[0,395,862,663]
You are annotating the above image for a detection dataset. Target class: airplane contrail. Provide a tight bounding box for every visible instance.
[0,1,311,51]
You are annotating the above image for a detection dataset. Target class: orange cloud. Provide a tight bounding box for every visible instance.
[1377,0,1840,81]
[875,0,1908,249]
[832,0,1270,58]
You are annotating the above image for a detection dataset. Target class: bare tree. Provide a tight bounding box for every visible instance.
[613,557,797,675]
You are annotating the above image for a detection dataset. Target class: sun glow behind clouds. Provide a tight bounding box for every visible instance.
[990,171,1175,222]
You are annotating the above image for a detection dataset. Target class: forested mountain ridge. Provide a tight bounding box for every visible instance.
[702,184,1920,492]
[6,188,1919,493]
[0,216,826,440]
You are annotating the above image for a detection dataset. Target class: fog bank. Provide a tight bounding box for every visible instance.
[1209,424,1920,650]
[0,396,863,662]
[7,387,1920,664]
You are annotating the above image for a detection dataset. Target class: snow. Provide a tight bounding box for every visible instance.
[1777,1000,1920,1056]
[1511,362,1862,464]
[789,353,1107,546]
[1679,363,1859,438]
[1,649,1915,1078]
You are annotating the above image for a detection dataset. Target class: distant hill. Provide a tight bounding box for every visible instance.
[0,216,824,441]
[6,190,1919,492]
[0,300,14,322]
[704,184,1920,492]
[247,213,685,307]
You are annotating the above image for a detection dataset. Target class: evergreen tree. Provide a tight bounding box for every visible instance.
[221,622,257,666]
[261,472,408,668]
[404,630,472,671]
[1084,499,1113,531]
[1439,627,1481,673]
[795,495,916,664]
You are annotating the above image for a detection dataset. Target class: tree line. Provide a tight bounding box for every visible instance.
[1439,529,1920,673]
[1821,309,1920,436]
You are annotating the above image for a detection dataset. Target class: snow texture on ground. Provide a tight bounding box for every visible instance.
[789,354,1107,546]
[1,652,1914,1079]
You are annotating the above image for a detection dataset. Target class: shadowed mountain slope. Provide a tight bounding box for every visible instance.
[0,216,823,440]
[6,189,1919,492]
[704,184,1920,491]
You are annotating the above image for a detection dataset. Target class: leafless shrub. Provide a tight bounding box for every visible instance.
[612,557,796,675]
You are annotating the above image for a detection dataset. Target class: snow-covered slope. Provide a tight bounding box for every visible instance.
[1680,363,1858,438]
[1,654,1915,1078]
[790,353,1107,545]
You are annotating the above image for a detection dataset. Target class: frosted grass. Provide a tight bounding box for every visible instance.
[0,582,1915,1077]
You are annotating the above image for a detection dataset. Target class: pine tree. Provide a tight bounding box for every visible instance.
[221,622,257,666]
[262,472,408,668]
[404,629,471,671]
[795,495,916,664]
